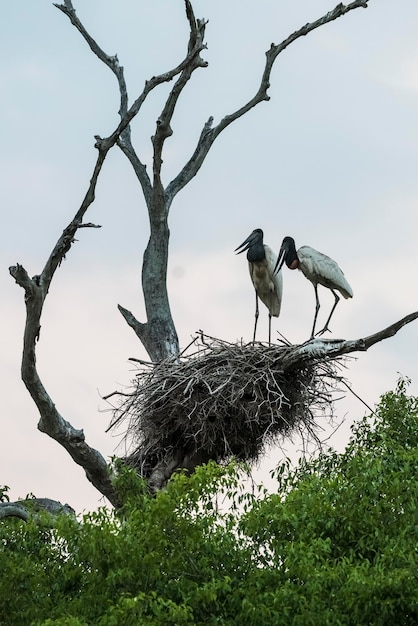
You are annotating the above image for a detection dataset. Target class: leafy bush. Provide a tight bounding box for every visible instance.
[1,381,417,625]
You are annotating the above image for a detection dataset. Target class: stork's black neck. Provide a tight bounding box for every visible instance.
[247,241,265,263]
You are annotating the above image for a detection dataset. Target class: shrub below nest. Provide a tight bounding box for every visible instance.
[108,334,345,479]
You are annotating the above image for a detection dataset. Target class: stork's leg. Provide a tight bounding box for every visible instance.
[268,313,272,344]
[310,284,320,338]
[253,292,259,343]
[316,289,340,336]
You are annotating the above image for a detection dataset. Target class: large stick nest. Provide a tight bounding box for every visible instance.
[108,333,346,479]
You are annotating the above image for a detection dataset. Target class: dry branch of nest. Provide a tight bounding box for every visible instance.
[107,333,350,484]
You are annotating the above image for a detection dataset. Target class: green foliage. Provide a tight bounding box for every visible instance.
[1,381,418,625]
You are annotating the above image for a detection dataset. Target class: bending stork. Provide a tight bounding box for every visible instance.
[236,228,283,343]
[274,236,353,338]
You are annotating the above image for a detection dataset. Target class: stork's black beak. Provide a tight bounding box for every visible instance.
[273,246,286,274]
[235,230,257,255]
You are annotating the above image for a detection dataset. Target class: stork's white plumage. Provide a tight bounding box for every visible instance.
[236,228,283,343]
[274,236,353,338]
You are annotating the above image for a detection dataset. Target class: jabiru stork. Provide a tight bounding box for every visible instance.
[274,236,353,338]
[236,228,283,343]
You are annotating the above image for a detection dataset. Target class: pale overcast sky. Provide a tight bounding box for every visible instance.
[2,0,418,511]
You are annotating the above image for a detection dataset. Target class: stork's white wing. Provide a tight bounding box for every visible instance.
[297,246,353,298]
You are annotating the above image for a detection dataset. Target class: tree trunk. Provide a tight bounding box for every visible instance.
[141,212,179,362]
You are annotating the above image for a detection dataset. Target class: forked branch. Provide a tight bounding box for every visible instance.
[55,0,208,209]
[166,0,370,204]
[151,3,207,207]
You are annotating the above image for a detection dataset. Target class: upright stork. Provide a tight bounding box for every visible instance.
[235,228,283,343]
[274,236,353,338]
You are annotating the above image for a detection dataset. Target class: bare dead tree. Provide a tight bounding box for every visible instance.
[10,0,417,508]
